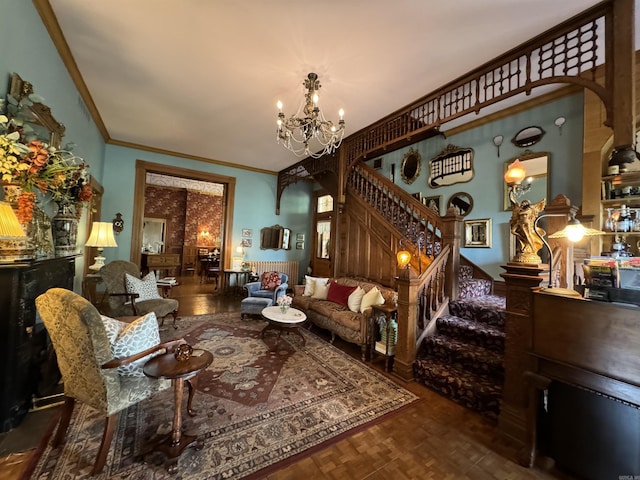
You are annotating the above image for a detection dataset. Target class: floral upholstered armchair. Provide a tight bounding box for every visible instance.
[100,260,179,328]
[244,271,289,303]
[35,288,184,475]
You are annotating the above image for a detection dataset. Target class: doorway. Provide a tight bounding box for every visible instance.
[131,160,236,273]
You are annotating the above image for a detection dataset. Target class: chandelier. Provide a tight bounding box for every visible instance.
[276,73,345,158]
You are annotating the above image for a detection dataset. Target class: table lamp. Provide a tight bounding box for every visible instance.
[85,221,118,270]
[0,201,33,262]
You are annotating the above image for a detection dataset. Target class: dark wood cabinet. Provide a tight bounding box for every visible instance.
[0,256,76,433]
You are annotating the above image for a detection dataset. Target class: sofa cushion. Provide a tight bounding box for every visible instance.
[311,279,330,299]
[261,271,282,290]
[347,286,365,313]
[327,281,357,307]
[360,286,385,313]
[303,275,328,296]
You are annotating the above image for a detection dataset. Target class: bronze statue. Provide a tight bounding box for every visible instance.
[509,197,546,264]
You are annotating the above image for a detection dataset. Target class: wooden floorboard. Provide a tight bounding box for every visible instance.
[0,276,575,479]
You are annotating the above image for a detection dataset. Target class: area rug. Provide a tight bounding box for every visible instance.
[28,313,418,479]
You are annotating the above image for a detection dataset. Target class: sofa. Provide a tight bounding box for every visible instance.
[292,276,397,361]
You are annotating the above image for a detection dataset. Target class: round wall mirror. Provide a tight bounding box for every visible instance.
[511,126,546,148]
[400,148,421,184]
[447,192,474,217]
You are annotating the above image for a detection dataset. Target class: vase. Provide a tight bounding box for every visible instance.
[280,305,289,314]
[52,203,78,257]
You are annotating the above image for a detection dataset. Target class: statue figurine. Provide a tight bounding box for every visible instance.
[509,197,546,264]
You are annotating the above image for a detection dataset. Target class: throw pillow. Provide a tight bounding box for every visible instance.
[360,286,385,313]
[303,275,328,296]
[311,278,330,299]
[125,272,162,301]
[101,315,127,344]
[327,281,357,307]
[261,271,282,291]
[347,286,365,313]
[110,312,161,377]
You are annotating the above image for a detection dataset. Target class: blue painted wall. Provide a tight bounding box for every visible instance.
[101,145,313,282]
[368,93,584,279]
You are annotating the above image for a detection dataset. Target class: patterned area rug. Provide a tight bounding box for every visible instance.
[29,313,417,479]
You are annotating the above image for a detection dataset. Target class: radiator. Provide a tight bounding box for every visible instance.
[250,261,299,285]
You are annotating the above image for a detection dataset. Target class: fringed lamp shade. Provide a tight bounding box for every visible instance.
[0,201,33,262]
[85,222,118,270]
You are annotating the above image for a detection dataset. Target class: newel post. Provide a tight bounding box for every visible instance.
[393,268,421,382]
[440,207,463,300]
[498,263,544,446]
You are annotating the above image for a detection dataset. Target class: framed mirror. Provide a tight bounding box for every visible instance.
[511,126,545,148]
[260,224,291,250]
[6,73,66,147]
[400,148,421,184]
[142,217,166,252]
[503,151,549,210]
[447,192,474,217]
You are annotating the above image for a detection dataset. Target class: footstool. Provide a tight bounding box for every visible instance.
[240,297,273,319]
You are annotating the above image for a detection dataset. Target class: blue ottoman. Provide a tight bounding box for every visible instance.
[241,297,273,319]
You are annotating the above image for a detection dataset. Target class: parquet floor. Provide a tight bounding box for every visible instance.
[0,276,574,479]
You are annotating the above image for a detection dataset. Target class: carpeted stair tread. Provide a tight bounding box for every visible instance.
[449,295,506,327]
[413,358,502,418]
[418,334,504,380]
[436,314,505,352]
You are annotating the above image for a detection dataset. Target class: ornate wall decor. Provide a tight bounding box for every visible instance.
[428,145,474,187]
[400,148,421,184]
[511,126,546,148]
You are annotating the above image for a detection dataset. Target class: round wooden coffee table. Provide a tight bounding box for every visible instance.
[261,306,308,347]
[143,349,213,473]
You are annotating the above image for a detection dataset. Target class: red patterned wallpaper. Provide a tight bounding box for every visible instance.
[144,186,223,250]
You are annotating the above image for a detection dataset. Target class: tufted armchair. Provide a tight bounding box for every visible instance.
[100,260,179,328]
[35,288,184,475]
[244,272,289,303]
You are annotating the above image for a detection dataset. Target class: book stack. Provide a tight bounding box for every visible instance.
[583,258,619,288]
[156,277,178,286]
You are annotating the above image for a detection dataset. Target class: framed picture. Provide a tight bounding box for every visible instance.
[242,229,252,238]
[411,192,422,201]
[464,218,492,248]
[422,195,442,215]
[296,242,304,250]
[296,233,305,241]
[241,238,252,248]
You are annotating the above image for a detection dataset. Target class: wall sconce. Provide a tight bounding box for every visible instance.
[554,116,566,135]
[504,158,532,202]
[535,213,603,293]
[397,250,412,269]
[493,135,504,157]
[85,221,118,270]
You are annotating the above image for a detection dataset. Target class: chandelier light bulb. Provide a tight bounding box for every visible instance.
[313,93,319,105]
[277,100,283,111]
[339,108,344,120]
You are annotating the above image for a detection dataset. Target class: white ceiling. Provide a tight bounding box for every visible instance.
[46,0,634,173]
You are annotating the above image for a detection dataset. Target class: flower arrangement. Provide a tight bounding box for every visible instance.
[0,114,93,222]
[277,295,293,311]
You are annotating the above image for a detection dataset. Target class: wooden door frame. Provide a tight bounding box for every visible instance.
[131,160,236,271]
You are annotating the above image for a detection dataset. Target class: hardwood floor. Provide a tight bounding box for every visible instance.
[0,275,574,479]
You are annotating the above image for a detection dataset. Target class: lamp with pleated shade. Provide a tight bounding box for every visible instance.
[85,222,118,270]
[0,201,33,262]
